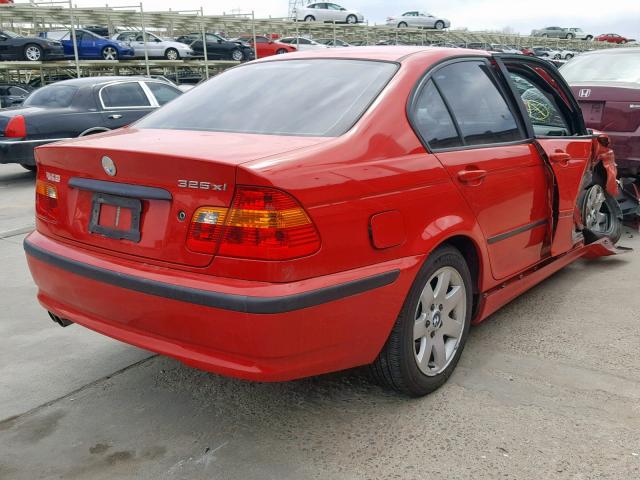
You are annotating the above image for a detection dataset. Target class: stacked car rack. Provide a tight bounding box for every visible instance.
[0,1,627,84]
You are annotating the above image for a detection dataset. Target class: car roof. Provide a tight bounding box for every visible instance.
[253,46,490,63]
[44,76,157,88]
[580,47,640,56]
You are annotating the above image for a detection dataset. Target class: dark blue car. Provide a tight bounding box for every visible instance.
[39,29,134,60]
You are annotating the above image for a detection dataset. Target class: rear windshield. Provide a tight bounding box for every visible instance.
[560,52,640,84]
[23,85,78,108]
[136,59,398,137]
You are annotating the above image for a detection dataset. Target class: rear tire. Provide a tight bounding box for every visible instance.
[304,15,315,22]
[582,183,622,244]
[397,21,408,28]
[565,33,575,39]
[586,35,593,41]
[21,164,36,172]
[370,245,472,396]
[275,48,288,55]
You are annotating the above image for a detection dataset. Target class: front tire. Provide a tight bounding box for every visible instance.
[24,44,43,61]
[275,48,288,55]
[370,245,472,396]
[346,14,357,24]
[230,48,244,61]
[435,20,445,30]
[164,48,179,60]
[101,46,118,60]
[565,53,574,59]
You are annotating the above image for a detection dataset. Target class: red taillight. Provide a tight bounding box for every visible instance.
[5,115,26,138]
[35,179,58,220]
[186,186,321,260]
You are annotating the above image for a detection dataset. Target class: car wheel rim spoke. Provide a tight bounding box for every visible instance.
[27,47,40,60]
[414,266,466,376]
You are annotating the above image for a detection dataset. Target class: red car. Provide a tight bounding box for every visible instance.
[25,48,622,396]
[596,33,632,44]
[235,35,297,57]
[561,48,640,176]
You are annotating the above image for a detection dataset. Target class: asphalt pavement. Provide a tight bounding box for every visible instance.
[1,163,639,480]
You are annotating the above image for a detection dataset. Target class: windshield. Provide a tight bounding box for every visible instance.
[560,52,640,83]
[23,85,78,108]
[136,59,398,137]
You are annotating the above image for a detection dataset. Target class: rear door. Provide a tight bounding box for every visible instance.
[410,58,550,280]
[498,55,595,255]
[98,81,156,129]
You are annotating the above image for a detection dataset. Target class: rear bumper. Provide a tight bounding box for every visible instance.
[0,138,69,166]
[25,231,421,381]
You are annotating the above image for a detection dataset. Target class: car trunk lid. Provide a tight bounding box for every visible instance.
[570,83,640,133]
[35,127,329,267]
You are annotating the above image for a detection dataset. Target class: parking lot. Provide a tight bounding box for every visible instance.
[1,163,639,479]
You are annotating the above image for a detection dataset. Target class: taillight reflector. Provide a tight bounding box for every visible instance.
[186,186,321,260]
[35,179,58,220]
[5,115,26,138]
[186,207,228,254]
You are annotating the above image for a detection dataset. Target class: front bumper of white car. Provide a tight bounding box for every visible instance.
[178,47,195,58]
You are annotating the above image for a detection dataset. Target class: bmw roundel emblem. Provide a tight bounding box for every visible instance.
[101,156,116,176]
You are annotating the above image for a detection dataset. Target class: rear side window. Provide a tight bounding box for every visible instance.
[145,82,181,105]
[101,82,150,108]
[23,85,78,108]
[136,59,398,137]
[412,80,462,149]
[434,61,522,146]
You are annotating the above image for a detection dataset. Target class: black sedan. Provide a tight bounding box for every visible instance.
[0,83,33,108]
[175,32,254,61]
[0,76,182,170]
[0,30,65,61]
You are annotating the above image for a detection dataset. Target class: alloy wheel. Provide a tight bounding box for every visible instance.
[583,184,613,235]
[231,49,243,61]
[346,15,357,24]
[166,49,179,60]
[413,266,466,376]
[25,45,42,61]
[103,47,117,60]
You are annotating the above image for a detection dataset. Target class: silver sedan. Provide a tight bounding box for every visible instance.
[112,31,195,60]
[386,11,451,29]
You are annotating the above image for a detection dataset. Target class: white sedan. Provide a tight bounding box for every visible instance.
[385,11,451,29]
[277,37,330,51]
[112,31,194,60]
[293,3,364,24]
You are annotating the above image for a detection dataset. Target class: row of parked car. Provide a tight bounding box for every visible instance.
[0,27,301,62]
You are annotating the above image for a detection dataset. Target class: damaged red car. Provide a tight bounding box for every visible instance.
[25,48,623,396]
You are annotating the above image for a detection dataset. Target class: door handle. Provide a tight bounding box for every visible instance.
[108,114,123,119]
[457,169,487,185]
[549,150,571,165]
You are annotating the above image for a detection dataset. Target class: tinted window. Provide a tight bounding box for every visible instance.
[137,59,398,137]
[560,51,640,83]
[255,37,268,43]
[412,80,461,149]
[8,86,28,95]
[145,82,181,105]
[434,61,522,146]
[23,85,77,108]
[101,82,150,108]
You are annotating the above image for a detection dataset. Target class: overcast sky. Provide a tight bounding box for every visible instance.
[67,0,640,38]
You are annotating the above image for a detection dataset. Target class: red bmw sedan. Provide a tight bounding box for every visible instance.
[25,47,621,396]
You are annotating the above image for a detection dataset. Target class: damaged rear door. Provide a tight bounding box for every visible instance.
[496,55,601,256]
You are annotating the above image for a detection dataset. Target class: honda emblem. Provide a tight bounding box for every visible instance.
[578,88,591,98]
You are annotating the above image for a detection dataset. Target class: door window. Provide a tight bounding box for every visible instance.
[100,82,151,108]
[8,86,28,95]
[508,71,570,136]
[412,80,462,149]
[432,61,523,146]
[145,82,181,105]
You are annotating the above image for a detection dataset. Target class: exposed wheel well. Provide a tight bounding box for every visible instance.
[441,235,481,316]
